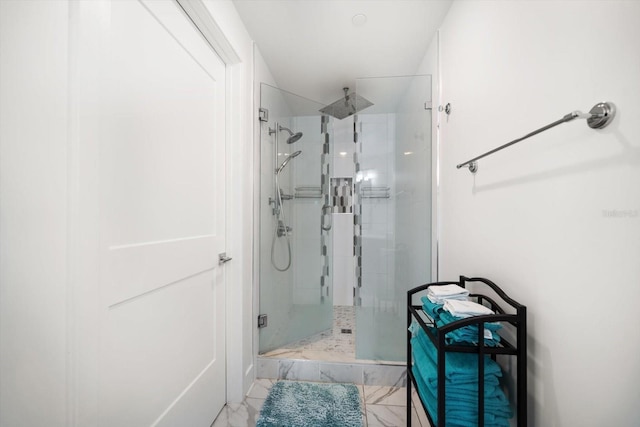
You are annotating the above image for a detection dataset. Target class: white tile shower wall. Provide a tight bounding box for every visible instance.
[291,116,324,305]
[330,118,356,304]
[358,114,396,303]
[327,113,398,308]
[332,119,355,178]
[332,214,355,306]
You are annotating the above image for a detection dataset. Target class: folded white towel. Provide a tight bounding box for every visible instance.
[443,299,494,318]
[426,284,469,304]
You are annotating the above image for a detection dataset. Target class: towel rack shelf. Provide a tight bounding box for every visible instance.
[457,101,616,173]
[407,276,528,427]
[294,185,322,199]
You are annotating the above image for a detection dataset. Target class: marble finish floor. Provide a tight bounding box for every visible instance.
[261,306,403,365]
[211,379,430,427]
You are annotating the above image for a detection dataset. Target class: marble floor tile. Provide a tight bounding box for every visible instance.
[364,385,408,406]
[362,365,407,387]
[365,404,420,427]
[256,357,278,379]
[413,396,429,427]
[320,362,364,384]
[263,306,357,359]
[246,379,274,399]
[300,349,354,363]
[211,397,264,427]
[278,359,320,381]
[216,380,431,427]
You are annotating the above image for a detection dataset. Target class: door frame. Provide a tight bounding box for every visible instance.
[174,0,248,404]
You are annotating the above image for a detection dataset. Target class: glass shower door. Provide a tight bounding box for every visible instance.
[354,75,433,361]
[258,84,333,354]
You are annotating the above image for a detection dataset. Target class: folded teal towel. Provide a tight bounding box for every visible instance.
[412,344,503,406]
[412,335,501,392]
[413,363,511,427]
[411,332,513,426]
[422,297,502,346]
[416,329,503,380]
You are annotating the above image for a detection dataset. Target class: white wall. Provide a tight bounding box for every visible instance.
[0,2,70,425]
[428,1,640,425]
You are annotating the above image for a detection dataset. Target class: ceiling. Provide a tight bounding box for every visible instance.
[232,0,453,106]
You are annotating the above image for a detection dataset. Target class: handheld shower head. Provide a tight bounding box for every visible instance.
[276,150,302,174]
[279,125,303,144]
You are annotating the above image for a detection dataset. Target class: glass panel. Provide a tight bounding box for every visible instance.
[354,75,433,361]
[258,83,333,354]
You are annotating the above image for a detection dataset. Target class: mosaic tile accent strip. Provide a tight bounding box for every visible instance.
[353,114,363,306]
[331,177,353,213]
[320,114,331,304]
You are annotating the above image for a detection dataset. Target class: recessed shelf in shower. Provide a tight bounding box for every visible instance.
[331,177,353,213]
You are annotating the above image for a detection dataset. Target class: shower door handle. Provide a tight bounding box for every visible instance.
[321,204,332,231]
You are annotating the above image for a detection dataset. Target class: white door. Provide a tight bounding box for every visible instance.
[76,1,227,425]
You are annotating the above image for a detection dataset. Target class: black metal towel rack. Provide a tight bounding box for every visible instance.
[456,101,616,173]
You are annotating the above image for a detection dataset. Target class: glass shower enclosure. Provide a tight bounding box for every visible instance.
[258,75,433,363]
[353,75,433,361]
[258,84,333,353]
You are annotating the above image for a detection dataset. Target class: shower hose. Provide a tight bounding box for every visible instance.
[271,174,292,272]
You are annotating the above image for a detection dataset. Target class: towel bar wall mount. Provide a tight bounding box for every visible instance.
[457,101,616,173]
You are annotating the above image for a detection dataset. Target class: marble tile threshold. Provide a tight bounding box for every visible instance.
[259,349,405,366]
[257,357,408,388]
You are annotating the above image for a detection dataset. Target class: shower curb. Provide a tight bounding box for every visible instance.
[256,356,407,387]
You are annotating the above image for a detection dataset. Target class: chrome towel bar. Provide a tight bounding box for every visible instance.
[456,101,616,173]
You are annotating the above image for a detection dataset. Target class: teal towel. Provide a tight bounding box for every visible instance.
[411,332,514,426]
[411,338,500,396]
[412,347,504,407]
[422,297,502,346]
[415,374,511,427]
[416,329,503,380]
[413,344,511,414]
[413,365,511,427]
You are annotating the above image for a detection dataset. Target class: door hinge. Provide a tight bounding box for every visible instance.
[424,101,433,110]
[258,314,268,328]
[258,107,269,122]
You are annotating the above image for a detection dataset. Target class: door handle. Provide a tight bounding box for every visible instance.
[218,252,232,265]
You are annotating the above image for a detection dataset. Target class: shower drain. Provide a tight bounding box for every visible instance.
[341,328,352,334]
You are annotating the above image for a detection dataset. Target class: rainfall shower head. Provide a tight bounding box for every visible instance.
[279,125,303,144]
[320,87,374,120]
[276,150,302,174]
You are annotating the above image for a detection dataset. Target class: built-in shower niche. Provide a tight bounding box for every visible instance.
[330,177,353,213]
[331,177,356,307]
